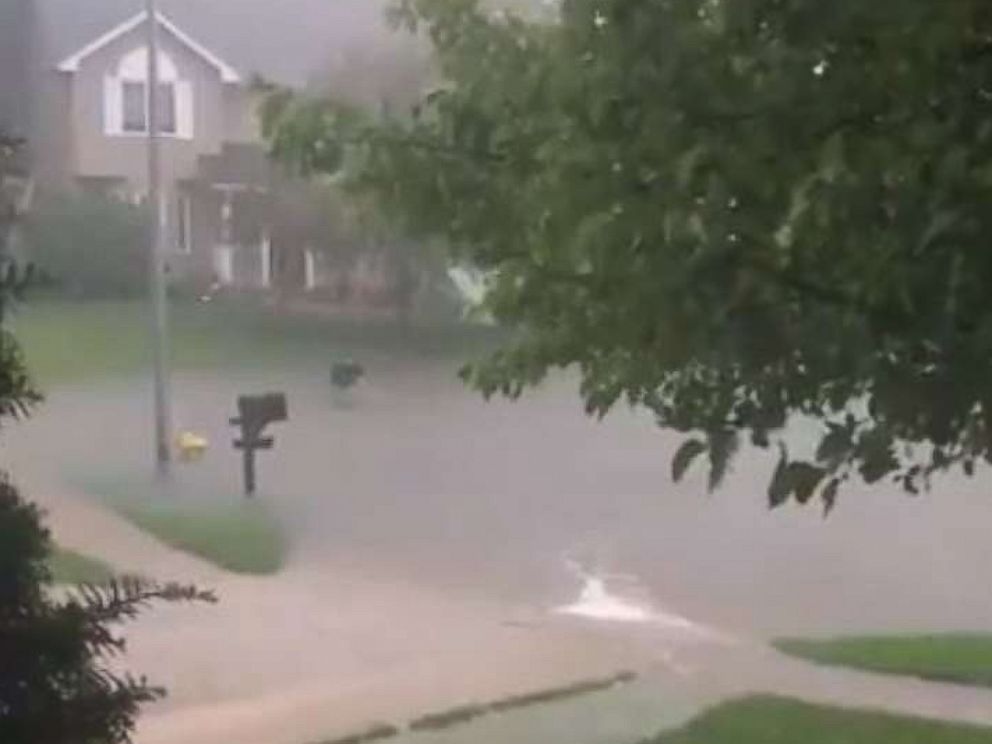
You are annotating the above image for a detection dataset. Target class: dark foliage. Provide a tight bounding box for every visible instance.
[23,192,148,299]
[0,488,214,743]
[267,0,992,511]
[0,130,215,743]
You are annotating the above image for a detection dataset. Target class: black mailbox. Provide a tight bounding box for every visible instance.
[231,393,288,496]
[235,393,288,430]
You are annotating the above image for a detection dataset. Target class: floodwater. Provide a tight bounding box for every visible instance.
[8,358,992,636]
[6,357,992,741]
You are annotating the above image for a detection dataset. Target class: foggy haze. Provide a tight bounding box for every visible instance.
[4,3,992,744]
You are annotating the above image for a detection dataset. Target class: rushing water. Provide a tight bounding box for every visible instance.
[11,364,992,743]
[556,574,655,623]
[10,363,992,641]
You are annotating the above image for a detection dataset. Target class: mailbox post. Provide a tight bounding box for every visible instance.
[230,393,287,496]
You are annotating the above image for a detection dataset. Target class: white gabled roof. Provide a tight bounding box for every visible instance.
[56,10,241,83]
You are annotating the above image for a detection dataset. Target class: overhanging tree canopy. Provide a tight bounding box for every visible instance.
[265,0,992,511]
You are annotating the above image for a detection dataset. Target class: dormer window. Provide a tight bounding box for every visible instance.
[120,81,176,133]
[104,46,191,138]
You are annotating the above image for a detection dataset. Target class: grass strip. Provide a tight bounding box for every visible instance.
[775,634,992,688]
[407,670,638,732]
[641,694,992,744]
[310,723,400,744]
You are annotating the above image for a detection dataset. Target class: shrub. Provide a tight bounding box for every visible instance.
[24,192,148,298]
[0,474,214,743]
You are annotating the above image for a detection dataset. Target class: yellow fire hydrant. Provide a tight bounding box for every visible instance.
[176,431,208,462]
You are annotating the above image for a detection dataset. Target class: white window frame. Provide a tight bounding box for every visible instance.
[103,46,193,140]
[119,81,177,135]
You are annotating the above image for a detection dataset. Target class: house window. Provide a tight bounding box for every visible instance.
[120,81,176,134]
[156,82,177,134]
[105,47,190,138]
[122,81,146,132]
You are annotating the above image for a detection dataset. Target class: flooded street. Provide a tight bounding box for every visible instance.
[11,361,992,637]
[5,359,992,742]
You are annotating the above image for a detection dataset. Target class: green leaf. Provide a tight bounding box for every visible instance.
[917,209,958,254]
[676,144,706,188]
[768,445,791,508]
[261,0,992,504]
[671,438,707,482]
[856,428,898,484]
[707,430,738,492]
[821,478,840,516]
[750,428,770,448]
[815,423,852,469]
[788,462,828,505]
[818,132,847,182]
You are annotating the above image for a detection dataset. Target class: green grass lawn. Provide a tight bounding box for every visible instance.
[48,546,115,584]
[108,497,286,575]
[775,634,992,688]
[644,695,992,744]
[75,471,288,575]
[13,297,498,386]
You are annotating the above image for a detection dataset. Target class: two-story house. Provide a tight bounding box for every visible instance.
[30,0,405,296]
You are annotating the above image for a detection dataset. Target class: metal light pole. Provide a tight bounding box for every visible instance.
[146,0,172,473]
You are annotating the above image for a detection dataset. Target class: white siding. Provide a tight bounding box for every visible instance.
[102,75,121,135]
